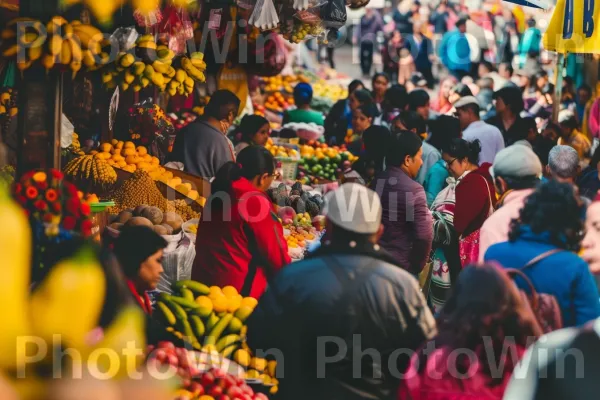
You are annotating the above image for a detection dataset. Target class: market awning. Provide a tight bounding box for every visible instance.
[502,0,550,9]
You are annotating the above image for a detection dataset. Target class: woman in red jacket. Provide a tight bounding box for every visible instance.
[442,138,496,266]
[192,146,291,298]
[398,264,542,400]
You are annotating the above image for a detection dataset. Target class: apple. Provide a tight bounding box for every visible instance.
[253,394,269,400]
[226,386,243,398]
[201,372,215,387]
[216,396,231,400]
[190,382,204,396]
[159,341,175,350]
[209,386,223,397]
[168,354,179,366]
[182,378,191,388]
[155,349,167,363]
[239,384,253,396]
[213,369,227,378]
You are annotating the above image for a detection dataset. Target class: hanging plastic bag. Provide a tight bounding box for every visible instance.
[319,0,347,29]
[154,5,194,55]
[217,64,248,115]
[60,114,75,149]
[245,32,287,77]
[249,0,279,30]
[195,3,238,73]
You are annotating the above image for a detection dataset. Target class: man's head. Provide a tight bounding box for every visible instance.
[386,130,423,179]
[323,183,383,245]
[490,144,542,195]
[294,82,313,107]
[493,86,524,117]
[114,226,167,292]
[558,109,578,138]
[453,96,480,129]
[204,90,241,132]
[392,110,426,136]
[408,89,430,120]
[522,116,538,143]
[547,145,580,184]
[477,77,494,91]
[348,79,365,95]
[498,62,514,80]
[456,17,468,33]
[577,84,592,106]
[478,61,494,78]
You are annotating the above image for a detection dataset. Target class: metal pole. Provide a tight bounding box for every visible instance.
[552,53,565,123]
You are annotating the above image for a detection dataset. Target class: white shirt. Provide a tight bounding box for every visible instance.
[462,120,505,165]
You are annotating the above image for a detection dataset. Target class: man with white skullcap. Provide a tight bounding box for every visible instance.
[247,183,436,400]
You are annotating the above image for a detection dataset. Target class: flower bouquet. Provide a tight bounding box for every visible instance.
[128,100,174,163]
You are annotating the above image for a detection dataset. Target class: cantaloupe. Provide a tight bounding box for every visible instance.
[153,225,169,235]
[125,216,153,228]
[133,205,148,216]
[117,210,133,224]
[141,206,164,225]
[161,211,183,233]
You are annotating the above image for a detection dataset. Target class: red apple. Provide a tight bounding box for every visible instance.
[213,368,227,378]
[190,382,204,396]
[253,394,268,400]
[239,384,254,396]
[167,354,179,366]
[209,385,223,397]
[159,341,175,350]
[226,386,243,398]
[201,372,215,388]
[216,395,231,400]
[155,349,167,363]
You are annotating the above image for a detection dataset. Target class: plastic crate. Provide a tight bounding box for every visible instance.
[277,157,299,181]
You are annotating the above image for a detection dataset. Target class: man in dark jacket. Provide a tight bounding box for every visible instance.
[247,183,436,400]
[170,90,239,180]
[485,86,527,146]
[370,130,433,275]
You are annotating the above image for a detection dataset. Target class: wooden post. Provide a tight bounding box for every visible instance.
[552,53,565,123]
[16,0,63,175]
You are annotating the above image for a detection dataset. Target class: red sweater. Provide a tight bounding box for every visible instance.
[454,163,496,236]
[192,178,291,298]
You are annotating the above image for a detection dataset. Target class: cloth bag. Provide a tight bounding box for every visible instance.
[458,175,494,267]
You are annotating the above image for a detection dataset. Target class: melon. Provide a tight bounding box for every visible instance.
[153,225,169,235]
[117,210,133,224]
[141,206,164,225]
[125,217,154,228]
[161,211,183,233]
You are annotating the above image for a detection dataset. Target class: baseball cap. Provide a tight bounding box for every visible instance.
[454,96,480,109]
[490,144,543,180]
[322,183,382,234]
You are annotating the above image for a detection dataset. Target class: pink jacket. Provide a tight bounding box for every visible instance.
[589,98,600,139]
[478,189,535,262]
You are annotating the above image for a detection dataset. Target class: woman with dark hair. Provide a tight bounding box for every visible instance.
[282,82,324,126]
[193,146,291,298]
[381,84,408,125]
[353,125,391,185]
[371,72,390,112]
[534,122,561,168]
[233,115,270,154]
[431,76,457,114]
[577,145,600,201]
[400,264,543,399]
[448,82,473,104]
[442,138,496,266]
[347,102,379,155]
[325,84,370,145]
[485,180,600,327]
[113,226,167,315]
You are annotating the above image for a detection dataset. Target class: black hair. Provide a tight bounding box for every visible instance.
[348,79,365,94]
[508,180,583,251]
[387,130,423,167]
[211,146,276,195]
[578,83,592,95]
[383,84,408,113]
[363,126,392,172]
[527,17,536,28]
[590,145,600,171]
[114,226,167,279]
[452,83,473,97]
[560,114,578,130]
[204,90,241,120]
[393,110,426,135]
[294,82,313,106]
[351,88,374,106]
[479,60,494,74]
[456,17,468,27]
[276,127,296,139]
[237,114,269,143]
[494,86,525,114]
[407,89,430,110]
[355,102,380,119]
[499,62,514,76]
[428,115,461,152]
[522,116,537,133]
[372,72,390,87]
[443,138,481,165]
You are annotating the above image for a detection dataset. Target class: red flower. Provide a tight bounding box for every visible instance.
[62,216,76,230]
[36,181,48,191]
[21,171,34,181]
[34,200,47,211]
[65,182,78,197]
[45,189,58,203]
[81,219,93,237]
[25,186,38,199]
[66,198,80,215]
[16,195,27,205]
[43,213,54,223]
[14,183,22,195]
[80,202,91,216]
[51,170,64,180]
[52,202,62,212]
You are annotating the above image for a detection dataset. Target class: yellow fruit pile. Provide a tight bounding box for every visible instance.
[312,80,347,102]
[110,169,167,212]
[0,88,17,118]
[102,35,207,94]
[63,154,118,187]
[1,16,105,77]
[262,75,295,93]
[91,140,165,175]
[166,199,200,222]
[265,139,299,159]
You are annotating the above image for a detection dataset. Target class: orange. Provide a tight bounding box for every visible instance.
[124,141,135,149]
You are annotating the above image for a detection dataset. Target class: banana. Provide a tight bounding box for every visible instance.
[1,28,16,40]
[42,53,55,72]
[152,60,169,74]
[184,76,194,88]
[16,60,32,72]
[132,84,142,92]
[68,38,82,63]
[64,23,74,39]
[124,71,135,84]
[82,49,96,67]
[1,44,19,58]
[151,72,165,87]
[73,24,103,50]
[60,39,72,65]
[169,80,180,90]
[144,65,155,79]
[70,61,82,79]
[120,82,130,91]
[47,16,68,35]
[120,53,135,68]
[102,71,114,84]
[166,66,176,78]
[177,84,185,95]
[175,69,186,83]
[132,61,145,75]
[137,34,154,43]
[140,77,150,88]
[168,87,177,97]
[28,45,43,61]
[48,35,63,56]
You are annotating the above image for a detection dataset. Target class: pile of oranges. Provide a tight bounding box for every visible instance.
[264,91,293,114]
[285,224,316,249]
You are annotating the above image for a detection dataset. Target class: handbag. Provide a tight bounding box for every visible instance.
[505,249,564,333]
[458,175,494,267]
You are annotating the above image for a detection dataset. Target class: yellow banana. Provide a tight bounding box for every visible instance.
[1,44,19,57]
[175,69,186,83]
[70,61,82,79]
[16,60,31,72]
[168,87,177,97]
[42,53,55,72]
[73,24,103,49]
[120,53,135,68]
[140,77,150,88]
[151,72,165,87]
[0,182,31,369]
[102,71,114,84]
[28,45,43,61]
[47,16,68,35]
[60,39,72,65]
[1,28,16,40]
[132,61,145,75]
[124,71,135,84]
[29,246,106,350]
[48,35,63,56]
[68,37,82,63]
[82,49,95,67]
[152,60,169,74]
[144,65,155,79]
[120,81,130,91]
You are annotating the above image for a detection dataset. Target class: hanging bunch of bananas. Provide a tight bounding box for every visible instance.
[0,16,106,78]
[102,34,207,95]
[0,88,17,119]
[63,154,118,187]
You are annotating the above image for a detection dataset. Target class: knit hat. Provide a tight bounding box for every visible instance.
[490,144,543,180]
[323,183,382,234]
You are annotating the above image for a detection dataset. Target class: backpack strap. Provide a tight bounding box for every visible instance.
[521,249,564,270]
[505,268,540,309]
